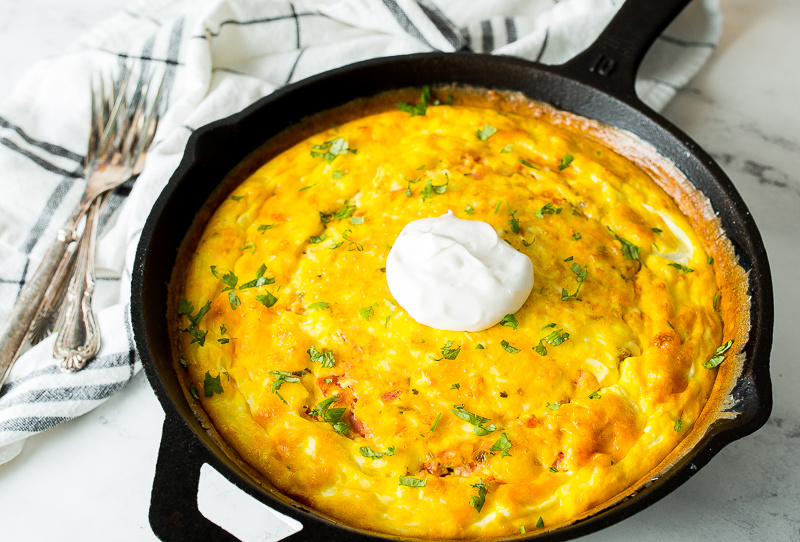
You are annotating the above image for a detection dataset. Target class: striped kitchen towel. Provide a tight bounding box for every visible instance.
[0,0,722,464]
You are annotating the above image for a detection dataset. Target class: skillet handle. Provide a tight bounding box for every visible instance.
[557,0,692,102]
[150,415,240,541]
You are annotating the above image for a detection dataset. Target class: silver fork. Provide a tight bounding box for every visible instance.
[0,64,163,385]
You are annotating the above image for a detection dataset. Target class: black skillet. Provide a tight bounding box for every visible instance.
[132,0,774,539]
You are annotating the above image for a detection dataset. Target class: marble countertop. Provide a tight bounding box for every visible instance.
[0,0,797,540]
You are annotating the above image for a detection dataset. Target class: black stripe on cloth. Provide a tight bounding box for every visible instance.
[9,259,29,302]
[0,382,126,409]
[286,48,305,84]
[418,0,469,52]
[505,17,518,44]
[21,176,82,255]
[381,0,435,49]
[480,20,493,53]
[196,12,318,40]
[0,117,84,164]
[162,17,185,107]
[0,349,136,398]
[0,416,71,433]
[101,50,183,66]
[536,27,550,62]
[0,138,83,179]
[658,34,716,49]
[290,3,301,49]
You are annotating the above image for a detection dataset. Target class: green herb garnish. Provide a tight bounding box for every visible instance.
[308,345,336,368]
[500,340,520,354]
[477,124,497,141]
[399,476,427,487]
[558,155,574,170]
[469,479,489,512]
[703,340,733,369]
[499,314,518,330]
[490,433,512,457]
[203,371,224,397]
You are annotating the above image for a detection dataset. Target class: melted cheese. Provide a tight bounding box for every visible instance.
[175,102,722,537]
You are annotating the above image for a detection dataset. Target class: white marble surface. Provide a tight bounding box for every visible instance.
[0,0,798,540]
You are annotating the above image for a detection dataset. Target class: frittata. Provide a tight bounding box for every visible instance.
[172,89,737,538]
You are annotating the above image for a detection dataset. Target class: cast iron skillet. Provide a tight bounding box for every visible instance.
[132,0,774,539]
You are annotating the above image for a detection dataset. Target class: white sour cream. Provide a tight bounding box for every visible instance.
[386,211,534,332]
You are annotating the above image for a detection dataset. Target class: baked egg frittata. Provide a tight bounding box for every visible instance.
[173,90,735,538]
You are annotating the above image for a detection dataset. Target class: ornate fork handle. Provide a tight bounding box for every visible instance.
[52,196,105,371]
[0,208,82,387]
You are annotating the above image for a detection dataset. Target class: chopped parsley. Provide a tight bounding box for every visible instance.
[239,264,274,289]
[203,371,224,397]
[703,339,734,369]
[476,124,497,141]
[562,262,588,301]
[558,155,574,170]
[499,314,518,330]
[490,433,512,457]
[708,255,714,264]
[307,301,329,312]
[430,412,442,432]
[359,303,377,321]
[607,227,641,261]
[190,384,199,399]
[298,184,316,192]
[500,340,520,354]
[572,232,582,240]
[465,204,475,215]
[179,356,189,368]
[518,158,538,169]
[546,402,560,410]
[713,292,720,312]
[420,177,449,201]
[309,396,349,434]
[674,418,682,432]
[534,328,570,356]
[221,271,241,310]
[360,446,396,459]
[475,344,484,350]
[469,479,489,512]
[257,223,275,233]
[210,265,218,277]
[230,195,244,201]
[397,86,431,116]
[350,216,364,225]
[332,170,347,179]
[270,370,300,404]
[341,229,363,251]
[537,517,544,529]
[309,233,327,244]
[651,227,662,233]
[310,137,351,163]
[399,476,427,487]
[505,201,520,233]
[535,202,562,217]
[589,391,602,399]
[308,345,336,368]
[501,144,513,153]
[668,262,694,274]
[450,383,461,390]
[256,292,278,307]
[434,340,461,361]
[452,404,495,435]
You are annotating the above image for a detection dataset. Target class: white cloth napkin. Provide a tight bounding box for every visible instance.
[0,0,722,464]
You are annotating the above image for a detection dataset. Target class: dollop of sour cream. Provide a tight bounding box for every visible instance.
[386,211,534,332]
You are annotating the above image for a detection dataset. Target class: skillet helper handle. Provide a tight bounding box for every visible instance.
[151,415,322,542]
[151,415,239,542]
[559,0,692,101]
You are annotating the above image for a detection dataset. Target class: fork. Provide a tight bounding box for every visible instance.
[0,63,163,385]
